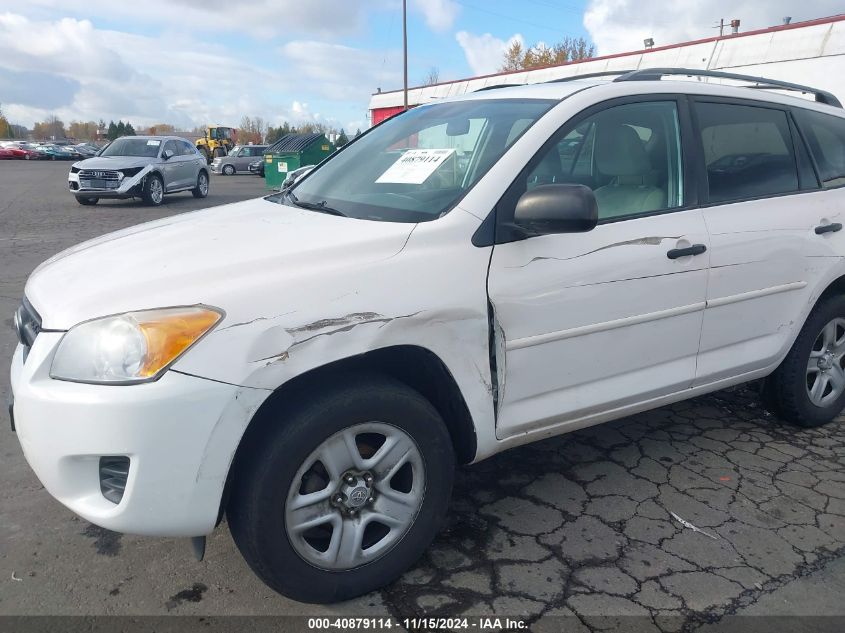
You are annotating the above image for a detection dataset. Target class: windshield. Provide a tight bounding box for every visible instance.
[282,99,555,222]
[100,138,162,157]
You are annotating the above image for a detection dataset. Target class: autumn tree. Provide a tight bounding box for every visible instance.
[67,120,99,141]
[501,36,595,71]
[239,115,267,145]
[33,115,66,140]
[145,122,176,135]
[0,103,11,139]
[422,67,440,86]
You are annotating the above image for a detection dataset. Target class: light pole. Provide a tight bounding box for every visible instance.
[403,0,408,110]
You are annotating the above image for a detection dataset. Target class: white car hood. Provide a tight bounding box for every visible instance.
[26,198,416,329]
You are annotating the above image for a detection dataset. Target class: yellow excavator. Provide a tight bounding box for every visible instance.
[196,125,237,164]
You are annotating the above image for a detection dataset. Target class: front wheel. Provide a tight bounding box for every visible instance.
[227,375,454,603]
[192,171,209,198]
[765,294,845,427]
[141,174,164,206]
[222,164,235,176]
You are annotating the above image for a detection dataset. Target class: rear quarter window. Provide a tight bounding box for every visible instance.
[794,108,845,188]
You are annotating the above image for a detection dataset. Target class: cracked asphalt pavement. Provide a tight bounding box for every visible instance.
[1,161,844,629]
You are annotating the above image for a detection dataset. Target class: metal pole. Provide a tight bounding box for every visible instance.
[403,0,408,110]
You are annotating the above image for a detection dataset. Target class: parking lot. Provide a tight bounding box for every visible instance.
[1,160,844,628]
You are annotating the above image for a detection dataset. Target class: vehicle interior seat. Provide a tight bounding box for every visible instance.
[593,123,666,218]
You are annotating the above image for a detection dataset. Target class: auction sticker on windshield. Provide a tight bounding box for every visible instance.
[376,149,455,184]
[146,140,160,146]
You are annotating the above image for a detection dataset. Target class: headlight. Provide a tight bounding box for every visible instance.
[121,167,143,177]
[50,306,222,384]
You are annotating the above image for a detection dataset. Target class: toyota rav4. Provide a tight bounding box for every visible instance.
[11,69,845,603]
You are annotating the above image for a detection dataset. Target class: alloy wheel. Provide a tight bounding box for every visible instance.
[285,422,425,570]
[806,317,845,406]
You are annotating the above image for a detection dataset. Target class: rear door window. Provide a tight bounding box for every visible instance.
[694,102,799,203]
[793,108,845,188]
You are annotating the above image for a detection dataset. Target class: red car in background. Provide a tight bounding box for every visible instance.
[1,144,44,159]
[0,147,17,159]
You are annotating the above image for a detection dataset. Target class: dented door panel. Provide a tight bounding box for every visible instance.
[488,209,710,439]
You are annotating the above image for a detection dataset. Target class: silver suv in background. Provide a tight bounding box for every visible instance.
[211,145,267,175]
[68,136,210,206]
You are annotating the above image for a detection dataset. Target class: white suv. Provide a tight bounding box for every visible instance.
[10,69,845,603]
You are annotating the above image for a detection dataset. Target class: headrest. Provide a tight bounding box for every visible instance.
[595,123,651,177]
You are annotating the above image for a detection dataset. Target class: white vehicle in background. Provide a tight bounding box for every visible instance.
[67,135,209,206]
[10,68,845,603]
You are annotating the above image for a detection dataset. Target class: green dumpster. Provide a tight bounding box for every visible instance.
[265,153,300,190]
[263,133,336,190]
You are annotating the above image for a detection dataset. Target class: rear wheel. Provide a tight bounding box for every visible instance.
[75,196,98,206]
[192,171,209,198]
[227,375,454,603]
[142,174,164,206]
[765,294,845,427]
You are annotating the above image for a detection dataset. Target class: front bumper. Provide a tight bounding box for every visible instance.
[10,333,269,537]
[67,168,149,199]
[209,161,224,173]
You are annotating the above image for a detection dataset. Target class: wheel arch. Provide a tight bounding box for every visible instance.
[219,345,477,524]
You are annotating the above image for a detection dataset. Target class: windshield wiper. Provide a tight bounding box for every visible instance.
[284,189,346,217]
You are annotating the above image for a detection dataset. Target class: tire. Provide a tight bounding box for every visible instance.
[765,294,845,427]
[227,374,454,603]
[25,154,30,160]
[192,171,209,198]
[75,196,99,206]
[222,164,235,176]
[141,173,164,206]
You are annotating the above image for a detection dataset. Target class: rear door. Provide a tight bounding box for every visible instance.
[488,97,710,438]
[692,98,842,385]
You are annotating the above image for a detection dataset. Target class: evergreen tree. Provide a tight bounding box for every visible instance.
[336,129,349,147]
[125,122,136,136]
[116,120,126,137]
[107,121,118,140]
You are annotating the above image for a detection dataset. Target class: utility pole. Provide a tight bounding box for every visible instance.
[716,18,725,37]
[403,0,409,110]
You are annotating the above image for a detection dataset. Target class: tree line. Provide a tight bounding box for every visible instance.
[501,36,595,72]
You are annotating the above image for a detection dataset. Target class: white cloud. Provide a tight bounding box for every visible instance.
[279,40,401,101]
[455,31,524,76]
[411,0,460,32]
[19,0,366,39]
[584,0,844,55]
[0,12,392,131]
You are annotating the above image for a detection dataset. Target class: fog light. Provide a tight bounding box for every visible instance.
[99,456,130,504]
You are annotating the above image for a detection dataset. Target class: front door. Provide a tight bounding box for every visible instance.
[488,98,710,438]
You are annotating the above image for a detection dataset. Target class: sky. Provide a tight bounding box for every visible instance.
[0,0,841,134]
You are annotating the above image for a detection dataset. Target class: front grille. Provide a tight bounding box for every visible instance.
[14,298,41,362]
[99,456,130,504]
[79,169,121,190]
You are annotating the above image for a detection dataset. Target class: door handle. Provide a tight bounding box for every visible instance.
[815,223,842,235]
[667,244,707,259]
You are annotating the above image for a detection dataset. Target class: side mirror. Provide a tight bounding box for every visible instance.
[282,165,314,189]
[162,149,174,160]
[513,184,598,235]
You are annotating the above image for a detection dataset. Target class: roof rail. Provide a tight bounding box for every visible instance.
[474,83,522,92]
[615,68,842,108]
[546,70,640,83]
[475,70,639,92]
